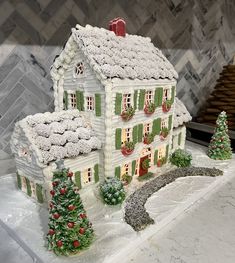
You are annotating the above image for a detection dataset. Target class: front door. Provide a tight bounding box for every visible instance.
[139,155,149,176]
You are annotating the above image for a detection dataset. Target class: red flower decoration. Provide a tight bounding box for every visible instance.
[52,181,58,187]
[60,188,66,195]
[57,240,63,247]
[79,227,85,235]
[67,171,73,177]
[80,213,87,219]
[68,205,75,211]
[48,229,55,235]
[73,240,80,248]
[67,222,75,228]
[50,190,55,196]
[53,213,60,219]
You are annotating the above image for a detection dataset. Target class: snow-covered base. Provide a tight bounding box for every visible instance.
[0,141,234,263]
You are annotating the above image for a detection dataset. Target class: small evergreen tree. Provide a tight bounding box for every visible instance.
[47,160,94,256]
[208,111,232,160]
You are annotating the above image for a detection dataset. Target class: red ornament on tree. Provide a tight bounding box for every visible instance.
[67,171,73,177]
[57,240,63,247]
[60,188,66,195]
[52,181,58,187]
[68,205,75,211]
[73,240,80,248]
[80,213,87,219]
[79,228,85,235]
[53,213,60,219]
[48,229,55,235]
[50,190,55,196]
[67,222,75,228]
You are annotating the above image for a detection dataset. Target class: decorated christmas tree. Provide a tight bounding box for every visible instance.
[208,111,232,160]
[47,160,94,256]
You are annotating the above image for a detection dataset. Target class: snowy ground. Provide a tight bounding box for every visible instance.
[0,141,234,263]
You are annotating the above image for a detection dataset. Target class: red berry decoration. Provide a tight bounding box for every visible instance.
[80,213,87,219]
[73,240,80,248]
[48,229,55,235]
[67,222,75,228]
[50,190,55,196]
[53,213,60,219]
[79,228,85,235]
[67,171,73,177]
[52,181,58,187]
[57,240,63,247]
[60,188,66,195]
[68,205,75,211]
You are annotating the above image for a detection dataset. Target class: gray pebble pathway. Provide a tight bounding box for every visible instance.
[124,167,223,231]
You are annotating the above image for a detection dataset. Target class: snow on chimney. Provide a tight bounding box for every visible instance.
[109,17,126,37]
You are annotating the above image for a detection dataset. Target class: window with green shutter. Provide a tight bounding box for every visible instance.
[115,166,121,179]
[63,91,68,110]
[138,90,145,110]
[25,177,32,196]
[178,132,182,146]
[16,172,22,190]
[168,115,173,130]
[138,124,143,142]
[171,86,175,103]
[95,94,101,116]
[75,171,82,189]
[154,150,158,165]
[132,160,136,176]
[155,87,163,106]
[94,164,99,183]
[132,125,138,144]
[115,128,122,149]
[134,90,138,110]
[152,118,161,135]
[36,184,44,203]
[76,90,84,111]
[115,93,122,115]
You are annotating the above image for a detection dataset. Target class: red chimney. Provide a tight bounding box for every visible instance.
[109,17,126,37]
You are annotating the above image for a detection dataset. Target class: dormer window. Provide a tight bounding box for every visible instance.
[123,94,131,109]
[145,90,153,105]
[74,62,84,76]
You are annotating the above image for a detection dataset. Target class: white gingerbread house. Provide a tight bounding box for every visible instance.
[50,19,179,181]
[11,110,101,203]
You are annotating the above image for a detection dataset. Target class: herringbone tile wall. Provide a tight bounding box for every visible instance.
[0,0,235,174]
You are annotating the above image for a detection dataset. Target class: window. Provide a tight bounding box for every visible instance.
[70,93,77,109]
[82,168,92,185]
[158,147,166,159]
[122,128,132,144]
[145,90,153,105]
[86,96,94,111]
[161,118,168,129]
[123,94,131,109]
[87,168,92,183]
[144,122,152,135]
[75,62,84,76]
[124,164,129,174]
[163,87,171,101]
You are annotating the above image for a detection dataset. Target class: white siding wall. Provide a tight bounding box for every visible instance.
[171,126,186,153]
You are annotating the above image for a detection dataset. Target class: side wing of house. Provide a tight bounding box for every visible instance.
[171,126,186,153]
[11,124,46,203]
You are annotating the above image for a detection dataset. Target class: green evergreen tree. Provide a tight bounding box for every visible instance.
[208,111,232,160]
[47,160,94,256]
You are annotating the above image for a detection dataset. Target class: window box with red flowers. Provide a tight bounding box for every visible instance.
[160,127,169,140]
[157,157,166,167]
[144,102,156,115]
[143,133,154,145]
[162,100,172,113]
[121,141,134,156]
[121,106,135,121]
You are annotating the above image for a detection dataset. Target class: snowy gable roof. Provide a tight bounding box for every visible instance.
[173,98,192,128]
[51,24,178,82]
[15,110,101,166]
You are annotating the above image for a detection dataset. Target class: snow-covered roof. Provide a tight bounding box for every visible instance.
[173,98,192,128]
[50,24,178,82]
[11,110,101,166]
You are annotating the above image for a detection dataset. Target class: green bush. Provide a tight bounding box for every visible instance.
[100,177,126,205]
[170,149,192,167]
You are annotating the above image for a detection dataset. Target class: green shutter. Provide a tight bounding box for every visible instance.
[115,128,122,149]
[171,86,175,103]
[158,88,163,106]
[152,118,161,135]
[94,164,99,183]
[138,90,145,110]
[76,90,84,111]
[95,94,101,116]
[132,125,138,145]
[25,177,32,197]
[115,166,121,179]
[134,90,138,110]
[115,93,122,115]
[166,145,169,161]
[75,171,82,189]
[63,91,68,110]
[178,132,182,146]
[138,124,143,142]
[36,184,44,203]
[154,88,162,107]
[16,172,22,190]
[132,160,136,176]
[154,150,158,165]
[168,115,173,130]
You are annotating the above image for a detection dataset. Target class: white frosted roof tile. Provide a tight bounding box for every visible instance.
[173,98,192,128]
